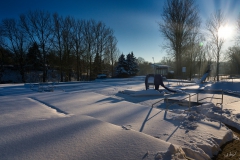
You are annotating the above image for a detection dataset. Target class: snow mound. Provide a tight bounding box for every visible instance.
[166,106,233,159]
[192,102,240,130]
[155,144,187,160]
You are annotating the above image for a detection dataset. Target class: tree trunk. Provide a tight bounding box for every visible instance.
[216,53,220,81]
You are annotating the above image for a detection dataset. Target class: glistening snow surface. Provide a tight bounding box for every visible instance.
[0,77,240,160]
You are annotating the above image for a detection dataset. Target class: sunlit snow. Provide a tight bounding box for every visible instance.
[0,77,240,160]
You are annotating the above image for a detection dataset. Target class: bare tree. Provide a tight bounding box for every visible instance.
[52,13,64,82]
[159,0,201,78]
[83,20,93,79]
[228,14,240,75]
[104,34,119,77]
[0,26,4,48]
[137,57,145,64]
[72,19,85,81]
[0,25,5,81]
[1,18,29,82]
[1,10,119,82]
[236,14,240,45]
[184,34,204,80]
[92,21,114,76]
[226,46,240,75]
[62,16,74,81]
[137,57,154,76]
[20,10,53,82]
[195,43,210,78]
[206,10,226,81]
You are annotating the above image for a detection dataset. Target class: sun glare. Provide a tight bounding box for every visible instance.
[218,25,234,39]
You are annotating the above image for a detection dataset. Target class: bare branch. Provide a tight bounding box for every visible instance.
[159,0,201,77]
[205,9,226,81]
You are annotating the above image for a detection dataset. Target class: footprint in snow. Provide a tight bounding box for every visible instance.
[122,125,131,130]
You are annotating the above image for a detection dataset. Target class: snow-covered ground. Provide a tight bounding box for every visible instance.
[0,77,240,160]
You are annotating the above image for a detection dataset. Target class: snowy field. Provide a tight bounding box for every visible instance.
[1,77,240,160]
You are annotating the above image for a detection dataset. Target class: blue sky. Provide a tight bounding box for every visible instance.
[0,0,240,62]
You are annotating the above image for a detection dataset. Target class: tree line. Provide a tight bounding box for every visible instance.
[2,1,240,83]
[159,0,240,81]
[0,10,120,82]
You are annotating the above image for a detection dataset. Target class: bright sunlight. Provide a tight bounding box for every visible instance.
[218,24,234,39]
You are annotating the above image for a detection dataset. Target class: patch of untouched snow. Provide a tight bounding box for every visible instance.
[0,98,67,127]
[0,115,184,160]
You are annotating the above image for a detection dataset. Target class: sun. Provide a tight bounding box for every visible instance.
[218,24,234,39]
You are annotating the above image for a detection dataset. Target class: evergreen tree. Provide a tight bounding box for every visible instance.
[115,53,128,77]
[126,52,139,76]
[27,42,42,71]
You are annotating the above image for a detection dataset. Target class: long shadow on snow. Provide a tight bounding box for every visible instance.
[139,107,162,132]
[0,116,102,159]
[115,92,163,107]
[139,108,182,142]
[163,110,182,142]
[95,97,122,104]
[28,97,69,115]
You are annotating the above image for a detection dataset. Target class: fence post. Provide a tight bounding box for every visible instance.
[197,93,198,103]
[222,89,223,104]
[166,97,168,110]
[189,94,191,111]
